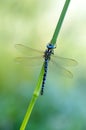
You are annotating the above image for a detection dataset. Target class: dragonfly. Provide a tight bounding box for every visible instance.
[15,43,77,95]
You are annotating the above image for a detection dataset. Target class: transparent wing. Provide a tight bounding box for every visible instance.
[15,44,43,56]
[51,55,78,66]
[15,56,44,67]
[50,59,73,78]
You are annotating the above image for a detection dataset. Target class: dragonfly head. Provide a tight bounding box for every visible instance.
[47,43,56,49]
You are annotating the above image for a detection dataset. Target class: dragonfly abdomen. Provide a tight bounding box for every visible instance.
[41,60,48,95]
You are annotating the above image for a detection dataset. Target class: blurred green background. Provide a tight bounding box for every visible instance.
[0,0,86,130]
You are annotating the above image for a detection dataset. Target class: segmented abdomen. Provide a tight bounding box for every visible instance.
[41,60,48,95]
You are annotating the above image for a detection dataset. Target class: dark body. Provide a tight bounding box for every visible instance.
[41,44,55,95]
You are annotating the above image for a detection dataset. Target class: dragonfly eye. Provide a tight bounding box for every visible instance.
[47,43,56,49]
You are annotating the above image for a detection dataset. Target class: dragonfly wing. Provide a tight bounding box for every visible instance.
[15,56,44,67]
[15,44,44,56]
[51,55,78,66]
[50,59,73,78]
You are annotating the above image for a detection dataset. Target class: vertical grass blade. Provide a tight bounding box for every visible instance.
[51,0,71,45]
[20,65,44,130]
[20,0,71,129]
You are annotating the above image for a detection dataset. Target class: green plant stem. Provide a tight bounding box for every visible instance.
[20,0,71,129]
[51,0,71,45]
[20,65,44,130]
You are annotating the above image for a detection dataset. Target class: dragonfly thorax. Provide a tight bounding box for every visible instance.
[44,48,54,61]
[43,43,56,60]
